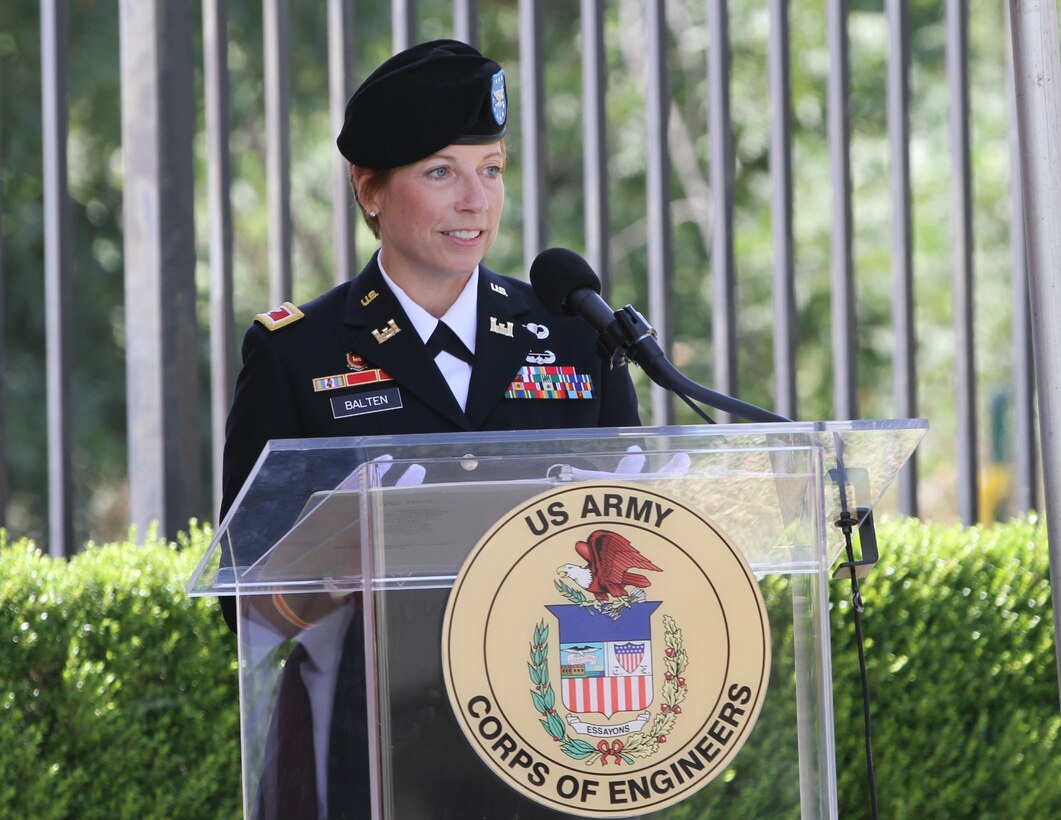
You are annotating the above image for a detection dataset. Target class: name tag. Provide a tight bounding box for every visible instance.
[330,387,403,419]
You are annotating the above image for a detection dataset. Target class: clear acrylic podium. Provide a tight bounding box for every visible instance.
[188,419,925,819]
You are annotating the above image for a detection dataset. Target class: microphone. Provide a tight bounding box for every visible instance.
[529,247,617,331]
[530,246,667,374]
[529,247,789,423]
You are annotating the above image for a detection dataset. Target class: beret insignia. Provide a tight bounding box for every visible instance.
[491,69,507,125]
[254,301,304,331]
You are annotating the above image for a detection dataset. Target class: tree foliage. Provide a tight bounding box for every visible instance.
[0,1,1024,544]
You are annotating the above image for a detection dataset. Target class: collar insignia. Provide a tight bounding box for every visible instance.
[490,317,515,337]
[490,282,509,297]
[372,319,401,344]
[361,289,379,307]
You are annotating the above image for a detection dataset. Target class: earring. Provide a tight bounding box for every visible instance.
[368,210,378,218]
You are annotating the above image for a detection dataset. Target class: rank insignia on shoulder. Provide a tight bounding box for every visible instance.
[254,301,304,331]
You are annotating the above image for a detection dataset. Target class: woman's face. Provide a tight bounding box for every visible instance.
[362,142,505,284]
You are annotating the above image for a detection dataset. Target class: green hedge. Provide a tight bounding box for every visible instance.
[1,517,1058,817]
[0,525,240,819]
[832,516,1061,819]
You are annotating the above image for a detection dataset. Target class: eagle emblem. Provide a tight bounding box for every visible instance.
[557,529,662,616]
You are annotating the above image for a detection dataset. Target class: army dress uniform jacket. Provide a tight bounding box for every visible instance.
[220,252,641,524]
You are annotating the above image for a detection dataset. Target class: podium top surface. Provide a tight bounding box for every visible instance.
[188,419,926,595]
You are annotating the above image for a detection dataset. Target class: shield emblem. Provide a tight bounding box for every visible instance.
[491,69,507,125]
[545,601,661,718]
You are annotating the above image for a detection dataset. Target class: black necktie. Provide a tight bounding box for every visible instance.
[276,642,317,818]
[425,321,474,365]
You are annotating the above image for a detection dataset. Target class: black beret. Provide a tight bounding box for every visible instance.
[337,39,508,169]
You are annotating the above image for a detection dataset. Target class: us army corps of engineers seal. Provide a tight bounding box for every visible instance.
[441,481,771,817]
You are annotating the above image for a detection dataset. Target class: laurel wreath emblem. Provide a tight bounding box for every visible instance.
[529,613,688,766]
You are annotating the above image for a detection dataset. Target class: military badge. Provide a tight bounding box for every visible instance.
[489,317,515,337]
[491,69,507,126]
[312,368,392,392]
[526,350,556,365]
[372,319,401,343]
[347,352,367,371]
[442,482,771,816]
[254,301,304,331]
[523,322,550,340]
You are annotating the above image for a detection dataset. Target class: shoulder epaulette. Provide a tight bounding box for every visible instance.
[254,301,304,331]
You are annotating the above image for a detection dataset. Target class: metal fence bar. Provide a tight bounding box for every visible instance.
[1006,6,1037,514]
[203,0,236,519]
[454,0,478,47]
[1007,0,1061,712]
[645,0,675,425]
[827,0,857,420]
[946,0,978,525]
[519,0,547,270]
[41,0,74,557]
[393,0,417,52]
[1010,165,1037,513]
[264,0,292,305]
[707,0,737,422]
[0,104,7,529]
[119,0,201,539]
[329,0,357,285]
[768,0,797,422]
[887,0,918,515]
[580,0,610,292]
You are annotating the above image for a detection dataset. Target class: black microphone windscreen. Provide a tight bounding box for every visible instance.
[529,247,602,316]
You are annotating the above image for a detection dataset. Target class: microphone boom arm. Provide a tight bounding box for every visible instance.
[603,304,790,424]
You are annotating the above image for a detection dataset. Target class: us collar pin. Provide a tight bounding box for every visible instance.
[490,282,508,297]
[361,289,379,307]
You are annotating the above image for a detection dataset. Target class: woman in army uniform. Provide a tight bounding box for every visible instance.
[220,40,640,819]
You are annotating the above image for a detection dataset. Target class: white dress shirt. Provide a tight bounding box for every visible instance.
[378,260,478,411]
